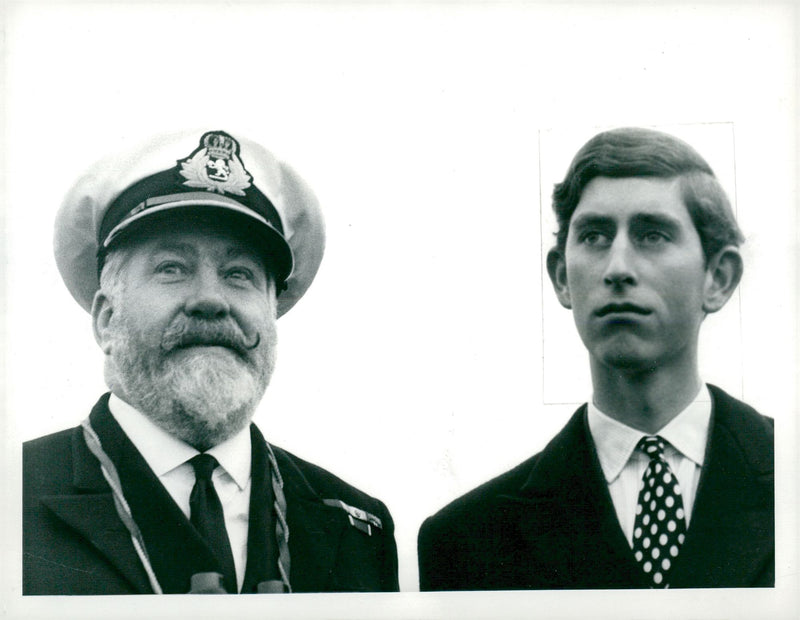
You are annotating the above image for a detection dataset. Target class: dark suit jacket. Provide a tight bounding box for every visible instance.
[24,394,399,595]
[418,384,774,590]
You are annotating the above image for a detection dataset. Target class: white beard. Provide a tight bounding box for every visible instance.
[108,313,276,451]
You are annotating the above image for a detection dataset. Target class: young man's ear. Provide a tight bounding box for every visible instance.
[702,245,743,314]
[546,248,572,309]
[91,291,115,354]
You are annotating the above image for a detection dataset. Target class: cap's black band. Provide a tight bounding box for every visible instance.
[95,165,293,292]
[98,167,284,248]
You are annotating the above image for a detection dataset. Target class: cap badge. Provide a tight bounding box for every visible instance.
[179,131,252,196]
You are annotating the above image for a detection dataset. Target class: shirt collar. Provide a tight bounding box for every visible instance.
[587,384,712,483]
[108,393,252,490]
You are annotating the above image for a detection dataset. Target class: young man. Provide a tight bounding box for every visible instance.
[23,130,399,594]
[418,127,774,590]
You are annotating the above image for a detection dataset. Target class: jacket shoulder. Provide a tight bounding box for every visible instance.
[23,427,81,499]
[23,394,112,499]
[421,452,542,535]
[417,451,545,591]
[420,405,587,539]
[23,426,76,454]
[417,406,591,591]
[707,383,774,474]
[272,444,400,592]
[708,383,773,425]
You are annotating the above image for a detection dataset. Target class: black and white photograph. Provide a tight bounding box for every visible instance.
[3,2,797,619]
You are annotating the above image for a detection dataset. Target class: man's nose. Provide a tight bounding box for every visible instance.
[602,236,637,287]
[183,269,231,319]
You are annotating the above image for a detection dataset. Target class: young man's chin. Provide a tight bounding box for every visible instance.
[592,343,660,374]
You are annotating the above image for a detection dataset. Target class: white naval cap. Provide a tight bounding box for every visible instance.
[54,129,326,318]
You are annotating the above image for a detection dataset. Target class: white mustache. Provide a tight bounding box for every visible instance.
[160,317,260,356]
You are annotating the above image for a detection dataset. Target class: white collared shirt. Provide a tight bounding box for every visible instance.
[587,384,711,546]
[108,394,251,592]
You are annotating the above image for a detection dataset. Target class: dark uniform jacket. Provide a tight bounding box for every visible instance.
[24,394,399,594]
[418,384,774,590]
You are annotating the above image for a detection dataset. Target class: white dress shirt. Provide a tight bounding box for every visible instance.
[108,394,252,592]
[587,384,711,546]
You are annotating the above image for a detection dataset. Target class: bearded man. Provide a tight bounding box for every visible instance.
[23,130,399,595]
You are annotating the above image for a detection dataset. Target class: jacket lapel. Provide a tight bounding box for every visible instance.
[39,493,154,593]
[498,406,646,589]
[241,424,277,592]
[41,395,222,594]
[671,385,774,587]
[86,396,230,593]
[270,445,350,592]
[38,401,153,593]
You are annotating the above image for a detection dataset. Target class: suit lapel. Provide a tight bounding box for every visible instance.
[87,397,229,593]
[270,446,350,592]
[499,407,647,589]
[42,395,225,594]
[671,385,774,587]
[38,398,152,593]
[39,493,154,593]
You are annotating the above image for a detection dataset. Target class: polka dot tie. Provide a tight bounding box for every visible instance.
[631,436,687,588]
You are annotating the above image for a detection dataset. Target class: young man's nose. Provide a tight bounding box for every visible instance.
[602,237,637,287]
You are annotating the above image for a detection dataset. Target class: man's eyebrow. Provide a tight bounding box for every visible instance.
[570,212,683,231]
[570,213,615,229]
[629,212,682,231]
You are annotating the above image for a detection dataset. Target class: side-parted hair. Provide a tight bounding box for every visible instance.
[552,127,744,260]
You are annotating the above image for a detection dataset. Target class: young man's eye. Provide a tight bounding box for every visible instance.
[640,231,670,245]
[579,231,610,246]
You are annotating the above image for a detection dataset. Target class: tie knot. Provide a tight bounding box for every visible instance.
[638,436,666,460]
[190,453,219,482]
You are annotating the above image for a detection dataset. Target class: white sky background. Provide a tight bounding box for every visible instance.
[3,2,797,619]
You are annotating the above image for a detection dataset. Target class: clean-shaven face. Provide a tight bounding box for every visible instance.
[102,222,278,450]
[562,176,709,373]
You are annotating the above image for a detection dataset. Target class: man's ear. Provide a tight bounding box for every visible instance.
[546,248,572,309]
[702,245,743,314]
[91,291,115,354]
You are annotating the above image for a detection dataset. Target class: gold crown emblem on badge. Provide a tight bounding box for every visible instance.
[203,132,236,160]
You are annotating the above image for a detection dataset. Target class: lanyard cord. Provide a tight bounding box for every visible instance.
[81,418,293,594]
[264,441,292,593]
[81,418,164,594]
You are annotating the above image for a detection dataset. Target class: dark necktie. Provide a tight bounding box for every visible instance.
[631,436,687,588]
[189,454,237,593]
